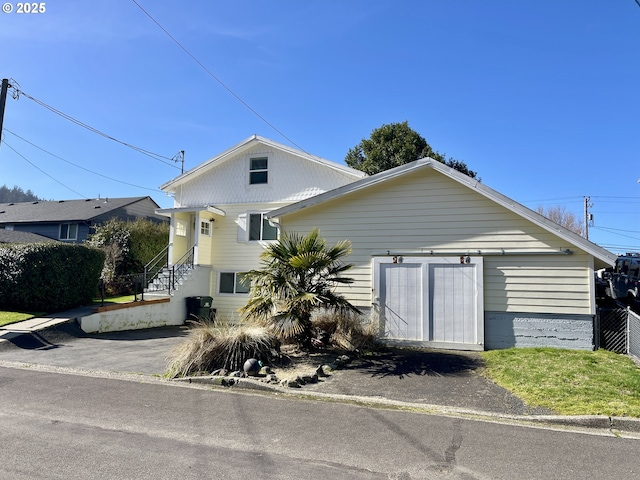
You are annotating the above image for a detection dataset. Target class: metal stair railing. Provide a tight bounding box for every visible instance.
[144,244,195,295]
[170,245,195,294]
[144,244,170,292]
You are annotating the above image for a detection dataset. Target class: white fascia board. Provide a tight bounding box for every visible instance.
[159,135,365,193]
[269,158,617,267]
[155,205,226,217]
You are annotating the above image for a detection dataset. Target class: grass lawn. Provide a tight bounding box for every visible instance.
[481,347,640,417]
[0,311,45,327]
[92,294,137,305]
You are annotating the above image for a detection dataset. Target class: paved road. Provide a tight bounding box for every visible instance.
[0,366,638,479]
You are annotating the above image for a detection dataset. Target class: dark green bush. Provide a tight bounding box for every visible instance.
[0,243,105,312]
[87,218,169,278]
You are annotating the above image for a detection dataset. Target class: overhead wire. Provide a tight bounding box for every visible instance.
[130,0,308,154]
[4,129,163,194]
[13,88,181,170]
[1,140,87,198]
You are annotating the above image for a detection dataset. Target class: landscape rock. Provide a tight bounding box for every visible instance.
[243,358,261,376]
[263,374,279,384]
[301,373,318,384]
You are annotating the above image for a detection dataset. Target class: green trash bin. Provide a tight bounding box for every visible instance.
[186,296,214,321]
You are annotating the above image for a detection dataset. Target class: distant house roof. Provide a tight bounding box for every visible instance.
[268,158,617,267]
[0,230,59,244]
[159,135,366,192]
[0,197,161,224]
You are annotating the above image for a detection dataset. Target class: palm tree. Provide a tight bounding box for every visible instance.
[239,228,361,347]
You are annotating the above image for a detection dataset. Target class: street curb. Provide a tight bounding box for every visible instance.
[171,375,640,435]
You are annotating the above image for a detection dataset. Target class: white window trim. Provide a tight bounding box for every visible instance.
[247,212,278,242]
[200,220,211,237]
[59,223,78,241]
[175,219,187,237]
[218,271,250,295]
[248,156,269,186]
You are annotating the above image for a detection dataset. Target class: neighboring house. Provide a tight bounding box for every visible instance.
[0,230,59,244]
[268,158,617,351]
[0,196,166,244]
[158,136,616,351]
[157,135,366,318]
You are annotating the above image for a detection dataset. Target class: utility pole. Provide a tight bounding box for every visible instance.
[0,79,9,142]
[172,150,185,174]
[584,196,593,240]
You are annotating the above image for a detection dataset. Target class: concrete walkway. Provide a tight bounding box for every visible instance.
[0,306,94,340]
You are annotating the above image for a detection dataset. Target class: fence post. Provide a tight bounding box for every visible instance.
[627,306,631,355]
[594,309,600,350]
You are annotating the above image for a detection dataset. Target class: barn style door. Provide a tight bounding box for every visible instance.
[378,262,424,341]
[374,257,484,349]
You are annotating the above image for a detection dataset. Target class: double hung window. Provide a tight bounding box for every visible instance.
[249,157,268,185]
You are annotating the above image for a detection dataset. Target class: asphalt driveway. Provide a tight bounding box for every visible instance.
[0,319,553,416]
[0,321,188,376]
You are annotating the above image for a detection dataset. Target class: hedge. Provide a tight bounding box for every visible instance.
[0,243,105,312]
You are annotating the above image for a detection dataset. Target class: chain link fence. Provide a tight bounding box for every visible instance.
[597,304,628,354]
[596,304,640,363]
[629,309,640,362]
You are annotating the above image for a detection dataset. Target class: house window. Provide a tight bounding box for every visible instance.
[175,220,187,237]
[249,157,268,185]
[59,223,78,240]
[200,221,210,236]
[219,272,250,294]
[248,213,278,241]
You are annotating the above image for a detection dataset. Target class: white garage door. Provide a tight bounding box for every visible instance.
[374,257,484,349]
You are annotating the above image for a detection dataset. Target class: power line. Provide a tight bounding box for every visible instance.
[593,226,640,234]
[131,0,307,153]
[591,226,640,242]
[1,140,87,198]
[11,87,181,170]
[4,129,163,194]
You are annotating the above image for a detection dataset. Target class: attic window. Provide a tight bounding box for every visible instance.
[249,157,268,185]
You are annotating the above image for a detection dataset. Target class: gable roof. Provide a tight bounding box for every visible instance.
[0,197,160,224]
[159,135,366,192]
[268,158,617,267]
[0,230,60,244]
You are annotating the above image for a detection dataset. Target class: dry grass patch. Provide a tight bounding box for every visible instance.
[166,319,279,378]
[311,310,379,352]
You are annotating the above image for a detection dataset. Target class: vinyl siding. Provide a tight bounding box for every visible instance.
[278,167,595,316]
[203,202,290,320]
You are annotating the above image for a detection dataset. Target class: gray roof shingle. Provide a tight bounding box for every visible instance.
[0,230,60,243]
[0,197,157,224]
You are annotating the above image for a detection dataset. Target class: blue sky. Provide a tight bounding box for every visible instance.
[1,1,639,253]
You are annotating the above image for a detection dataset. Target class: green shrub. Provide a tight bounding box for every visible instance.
[87,218,169,278]
[0,243,105,311]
